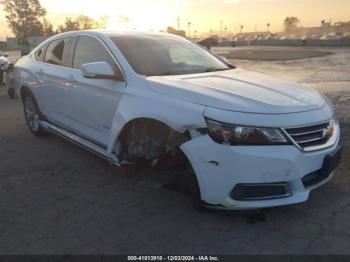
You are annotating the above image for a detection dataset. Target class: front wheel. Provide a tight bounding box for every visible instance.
[187,166,207,211]
[23,92,46,136]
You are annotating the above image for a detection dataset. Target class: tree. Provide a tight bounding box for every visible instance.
[95,16,109,29]
[284,16,300,33]
[42,17,54,36]
[58,17,80,33]
[1,0,46,38]
[75,15,96,30]
[57,16,97,33]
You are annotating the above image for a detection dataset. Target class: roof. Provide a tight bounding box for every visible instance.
[57,29,176,38]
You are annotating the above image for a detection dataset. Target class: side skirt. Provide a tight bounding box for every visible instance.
[39,121,120,166]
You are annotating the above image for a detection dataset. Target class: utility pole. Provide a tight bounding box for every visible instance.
[187,21,191,38]
[266,23,270,33]
[177,17,180,31]
[220,20,223,40]
[240,25,244,34]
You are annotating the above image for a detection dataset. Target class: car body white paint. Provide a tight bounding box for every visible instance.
[14,30,341,210]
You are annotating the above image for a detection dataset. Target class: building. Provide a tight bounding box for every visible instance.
[166,27,186,37]
[6,36,48,50]
[0,41,7,50]
[297,21,350,36]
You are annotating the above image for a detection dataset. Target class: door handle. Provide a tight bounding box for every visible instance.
[68,75,77,84]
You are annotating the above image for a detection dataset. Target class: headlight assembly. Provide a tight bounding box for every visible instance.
[205,118,290,145]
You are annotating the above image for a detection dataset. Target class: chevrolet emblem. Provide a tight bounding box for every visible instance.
[323,125,334,139]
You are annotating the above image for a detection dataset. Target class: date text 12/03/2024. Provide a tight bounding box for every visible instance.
[127,256,220,261]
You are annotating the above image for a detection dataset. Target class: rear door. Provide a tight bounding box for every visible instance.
[36,36,76,127]
[63,35,125,147]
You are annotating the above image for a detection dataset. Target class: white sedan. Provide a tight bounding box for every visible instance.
[14,30,342,210]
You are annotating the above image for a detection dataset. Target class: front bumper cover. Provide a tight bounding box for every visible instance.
[180,133,340,210]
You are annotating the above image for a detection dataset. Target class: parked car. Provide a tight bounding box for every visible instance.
[280,34,298,40]
[321,33,344,40]
[14,30,342,210]
[0,53,9,85]
[310,34,322,39]
[5,63,16,98]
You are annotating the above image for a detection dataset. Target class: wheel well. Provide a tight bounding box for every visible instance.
[20,86,31,101]
[20,86,46,121]
[119,118,172,137]
[116,118,190,167]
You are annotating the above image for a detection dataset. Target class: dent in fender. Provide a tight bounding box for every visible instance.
[106,89,207,159]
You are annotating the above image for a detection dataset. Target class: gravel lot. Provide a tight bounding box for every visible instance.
[0,47,349,255]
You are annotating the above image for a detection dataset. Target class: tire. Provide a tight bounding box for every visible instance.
[180,159,207,211]
[161,153,206,211]
[187,167,207,212]
[23,91,46,136]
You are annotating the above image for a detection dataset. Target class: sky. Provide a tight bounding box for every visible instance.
[1,0,350,39]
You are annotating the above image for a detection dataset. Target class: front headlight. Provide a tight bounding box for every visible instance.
[205,118,290,145]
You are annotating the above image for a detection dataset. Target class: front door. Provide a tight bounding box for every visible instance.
[63,35,125,147]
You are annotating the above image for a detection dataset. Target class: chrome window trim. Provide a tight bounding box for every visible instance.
[32,33,127,84]
[43,36,76,67]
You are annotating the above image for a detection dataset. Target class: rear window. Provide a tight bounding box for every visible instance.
[35,45,47,62]
[44,37,74,67]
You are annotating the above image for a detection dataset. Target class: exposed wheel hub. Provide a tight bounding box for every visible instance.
[24,98,40,132]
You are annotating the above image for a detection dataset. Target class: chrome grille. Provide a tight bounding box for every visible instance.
[284,121,333,150]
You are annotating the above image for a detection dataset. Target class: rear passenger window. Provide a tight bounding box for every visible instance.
[35,45,46,62]
[73,36,115,69]
[44,37,74,67]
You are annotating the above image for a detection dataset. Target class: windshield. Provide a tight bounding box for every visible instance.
[110,34,231,76]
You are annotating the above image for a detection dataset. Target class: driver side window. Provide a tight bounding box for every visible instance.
[73,36,116,70]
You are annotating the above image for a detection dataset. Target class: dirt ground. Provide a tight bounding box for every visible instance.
[0,47,349,255]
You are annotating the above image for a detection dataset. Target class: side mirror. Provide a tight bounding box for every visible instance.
[81,61,123,81]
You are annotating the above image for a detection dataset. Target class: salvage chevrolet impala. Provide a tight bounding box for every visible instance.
[15,30,342,210]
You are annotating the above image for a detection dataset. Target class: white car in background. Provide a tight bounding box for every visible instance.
[0,53,9,85]
[321,33,344,40]
[14,30,342,210]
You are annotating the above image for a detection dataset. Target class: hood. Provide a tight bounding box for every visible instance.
[146,69,325,114]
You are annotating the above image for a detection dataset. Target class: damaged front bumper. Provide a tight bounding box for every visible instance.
[180,134,341,210]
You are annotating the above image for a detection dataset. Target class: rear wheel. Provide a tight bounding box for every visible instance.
[23,92,46,136]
